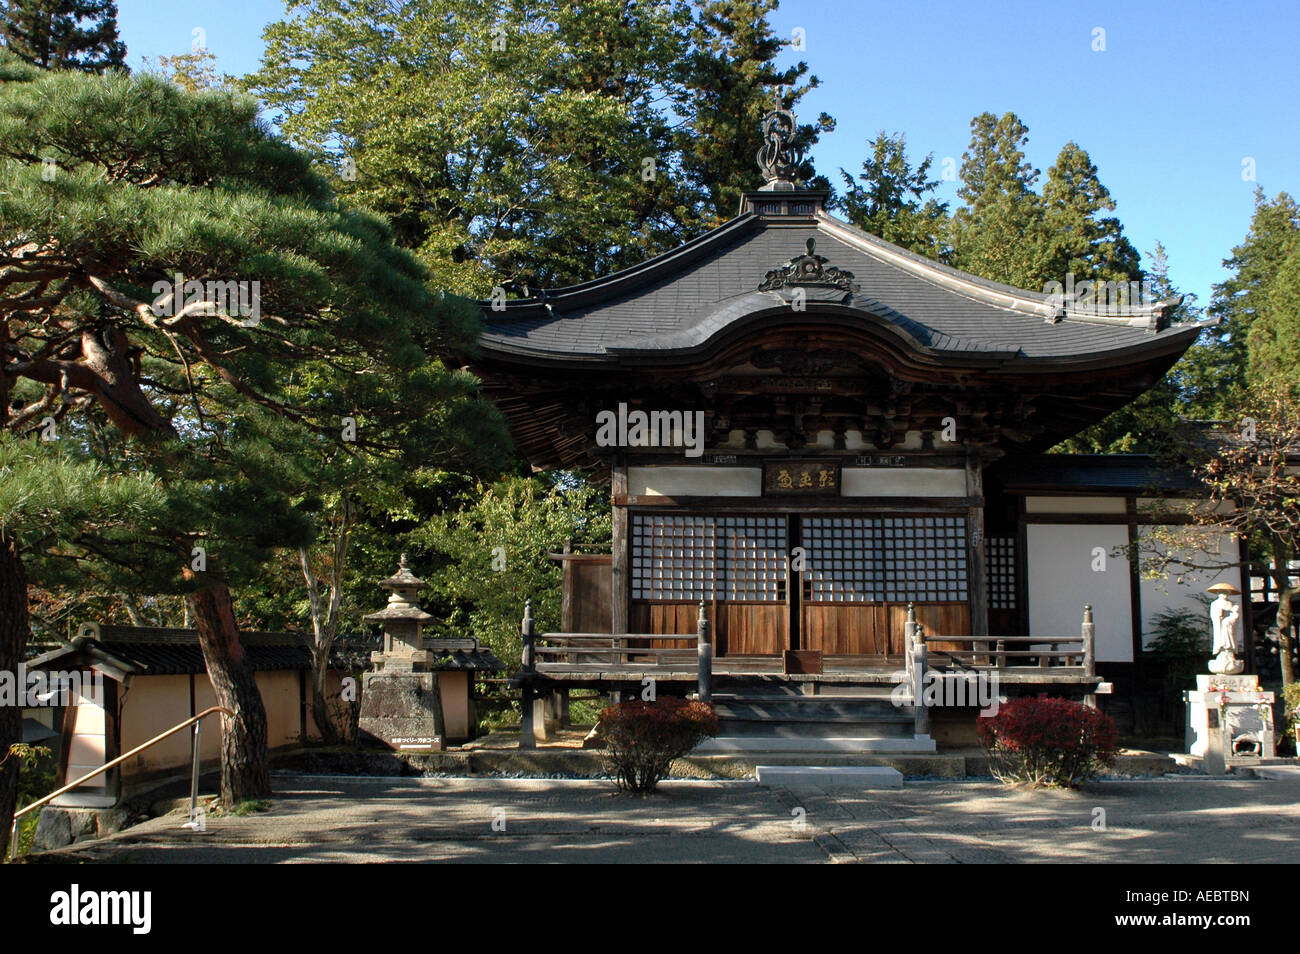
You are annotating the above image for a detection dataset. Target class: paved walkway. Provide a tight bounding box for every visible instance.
[773,776,1300,863]
[40,776,824,864]
[33,773,1300,864]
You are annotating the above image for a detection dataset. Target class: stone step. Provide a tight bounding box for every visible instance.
[696,735,936,754]
[712,701,912,723]
[755,765,904,788]
[712,685,899,700]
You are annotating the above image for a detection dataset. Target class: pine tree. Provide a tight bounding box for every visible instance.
[835,131,949,259]
[0,57,510,802]
[951,111,1049,288]
[0,436,165,857]
[1041,141,1142,301]
[677,0,835,223]
[0,0,126,72]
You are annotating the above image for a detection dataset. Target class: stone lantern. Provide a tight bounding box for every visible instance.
[357,554,444,751]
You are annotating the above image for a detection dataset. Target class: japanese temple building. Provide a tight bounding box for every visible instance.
[473,111,1245,742]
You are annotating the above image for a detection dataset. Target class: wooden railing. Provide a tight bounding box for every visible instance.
[9,705,232,861]
[920,605,1097,676]
[533,634,700,670]
[516,600,714,749]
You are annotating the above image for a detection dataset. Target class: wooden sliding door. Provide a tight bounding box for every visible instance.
[629,513,787,655]
[801,515,972,656]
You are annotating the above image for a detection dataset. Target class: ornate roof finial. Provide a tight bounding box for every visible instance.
[757,96,801,192]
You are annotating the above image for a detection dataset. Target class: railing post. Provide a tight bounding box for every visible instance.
[1081,604,1095,677]
[906,604,930,737]
[521,599,536,674]
[696,600,712,703]
[187,720,202,828]
[904,602,918,695]
[520,600,536,750]
[1082,603,1097,708]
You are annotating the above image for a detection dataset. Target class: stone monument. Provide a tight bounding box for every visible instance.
[357,555,445,752]
[1185,582,1276,773]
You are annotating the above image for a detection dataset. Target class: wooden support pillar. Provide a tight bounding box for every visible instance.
[696,600,712,703]
[611,459,629,635]
[966,452,989,639]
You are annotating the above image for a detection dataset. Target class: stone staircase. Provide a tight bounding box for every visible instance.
[695,682,935,754]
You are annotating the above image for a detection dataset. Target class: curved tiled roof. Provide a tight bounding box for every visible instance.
[480,206,1206,365]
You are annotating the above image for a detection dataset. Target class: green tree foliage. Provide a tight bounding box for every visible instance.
[0,0,126,72]
[1055,243,1202,454]
[253,0,832,290]
[678,0,834,223]
[411,474,611,665]
[0,57,510,800]
[835,131,949,259]
[1183,189,1300,419]
[1246,244,1300,394]
[0,434,164,858]
[1041,141,1142,297]
[254,0,700,292]
[951,111,1049,288]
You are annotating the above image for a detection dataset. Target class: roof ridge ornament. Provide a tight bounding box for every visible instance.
[759,237,858,294]
[757,102,801,191]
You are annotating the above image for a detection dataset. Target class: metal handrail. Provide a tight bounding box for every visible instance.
[8,705,232,860]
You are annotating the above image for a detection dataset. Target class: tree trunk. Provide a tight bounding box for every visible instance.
[0,529,31,858]
[311,654,341,746]
[1271,541,1296,686]
[185,578,271,805]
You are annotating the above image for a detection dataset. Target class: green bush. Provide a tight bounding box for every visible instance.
[596,698,718,794]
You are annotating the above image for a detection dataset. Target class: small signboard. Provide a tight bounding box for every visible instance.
[764,460,840,495]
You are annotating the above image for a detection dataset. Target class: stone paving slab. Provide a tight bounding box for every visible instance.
[33,776,825,864]
[28,772,1300,864]
[771,775,1300,863]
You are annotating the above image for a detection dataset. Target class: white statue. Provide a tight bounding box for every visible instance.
[1208,584,1244,675]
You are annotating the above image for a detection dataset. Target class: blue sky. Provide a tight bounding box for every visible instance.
[117,0,1299,307]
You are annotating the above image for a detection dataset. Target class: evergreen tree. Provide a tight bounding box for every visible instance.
[0,56,510,801]
[1055,242,1201,454]
[0,436,165,858]
[1041,141,1142,301]
[0,0,126,72]
[951,111,1049,288]
[1183,189,1300,418]
[254,0,702,291]
[679,0,834,223]
[835,131,949,259]
[1247,244,1300,394]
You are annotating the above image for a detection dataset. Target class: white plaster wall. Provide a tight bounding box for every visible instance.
[1137,527,1239,649]
[841,467,966,498]
[1025,496,1128,514]
[628,466,762,497]
[1027,523,1133,662]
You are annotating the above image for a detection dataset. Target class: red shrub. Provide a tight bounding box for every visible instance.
[597,697,719,794]
[977,696,1118,788]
